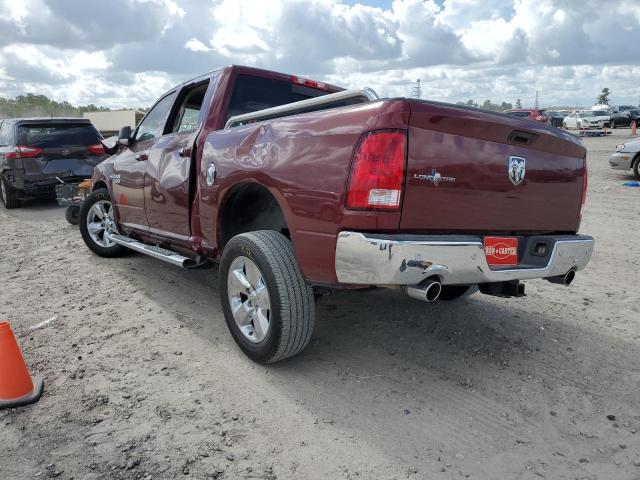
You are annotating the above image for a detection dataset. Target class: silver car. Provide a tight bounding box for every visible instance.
[609,138,640,178]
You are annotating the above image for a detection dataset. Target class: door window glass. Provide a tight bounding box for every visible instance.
[134,92,176,143]
[171,82,210,134]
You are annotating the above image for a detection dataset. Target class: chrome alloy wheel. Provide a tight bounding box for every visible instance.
[86,200,117,248]
[227,256,271,343]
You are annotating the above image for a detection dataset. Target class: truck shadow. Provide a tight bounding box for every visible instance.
[120,256,640,475]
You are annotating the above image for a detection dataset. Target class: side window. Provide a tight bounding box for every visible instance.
[170,81,210,134]
[0,121,11,146]
[134,92,177,143]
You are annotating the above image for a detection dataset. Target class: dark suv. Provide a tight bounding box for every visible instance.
[609,107,640,128]
[0,118,107,208]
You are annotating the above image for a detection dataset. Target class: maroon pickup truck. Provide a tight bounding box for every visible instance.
[79,65,594,363]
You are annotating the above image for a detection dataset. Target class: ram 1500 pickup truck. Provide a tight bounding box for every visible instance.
[78,65,594,363]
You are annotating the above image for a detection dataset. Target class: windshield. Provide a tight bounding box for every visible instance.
[17,123,102,148]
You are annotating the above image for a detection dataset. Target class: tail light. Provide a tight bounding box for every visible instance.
[291,75,329,91]
[346,130,406,210]
[4,146,43,160]
[87,143,105,155]
[535,115,547,122]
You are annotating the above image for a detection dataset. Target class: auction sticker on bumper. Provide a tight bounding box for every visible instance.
[484,237,518,266]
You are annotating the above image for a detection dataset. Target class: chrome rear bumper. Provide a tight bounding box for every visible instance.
[335,231,594,286]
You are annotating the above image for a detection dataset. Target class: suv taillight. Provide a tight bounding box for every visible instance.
[346,130,406,210]
[4,145,43,160]
[87,143,105,155]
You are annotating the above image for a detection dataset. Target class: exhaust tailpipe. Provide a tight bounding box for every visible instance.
[546,269,576,286]
[404,278,442,303]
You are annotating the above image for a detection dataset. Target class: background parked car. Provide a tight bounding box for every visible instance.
[562,110,610,129]
[543,110,565,128]
[609,108,640,128]
[609,137,640,178]
[0,118,106,209]
[504,108,549,123]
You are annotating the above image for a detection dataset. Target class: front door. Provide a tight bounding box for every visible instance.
[112,91,177,231]
[144,81,210,242]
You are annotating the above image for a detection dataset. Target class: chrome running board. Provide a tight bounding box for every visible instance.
[108,233,200,268]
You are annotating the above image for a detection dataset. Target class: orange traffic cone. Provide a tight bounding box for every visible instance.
[0,321,44,409]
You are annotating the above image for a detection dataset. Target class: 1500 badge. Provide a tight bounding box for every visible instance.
[110,174,121,184]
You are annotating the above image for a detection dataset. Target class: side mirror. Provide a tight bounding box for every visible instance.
[117,126,132,146]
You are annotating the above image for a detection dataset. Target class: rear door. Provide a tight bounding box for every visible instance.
[111,91,176,231]
[15,121,104,182]
[143,79,212,242]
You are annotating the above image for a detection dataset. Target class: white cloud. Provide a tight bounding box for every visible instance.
[0,0,639,109]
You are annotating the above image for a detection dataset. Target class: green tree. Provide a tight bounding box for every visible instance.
[596,88,610,105]
[515,98,522,109]
[0,93,116,119]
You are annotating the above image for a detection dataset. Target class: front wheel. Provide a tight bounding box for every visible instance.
[220,231,315,364]
[610,119,617,129]
[633,156,640,180]
[79,188,128,258]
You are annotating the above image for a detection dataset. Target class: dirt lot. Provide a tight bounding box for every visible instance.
[1,130,639,480]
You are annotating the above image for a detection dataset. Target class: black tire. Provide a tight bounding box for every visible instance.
[633,156,640,180]
[0,175,20,209]
[79,188,128,258]
[562,122,567,129]
[610,119,616,129]
[219,231,315,364]
[438,285,478,301]
[65,205,80,225]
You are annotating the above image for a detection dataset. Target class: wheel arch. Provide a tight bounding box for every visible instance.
[217,181,296,251]
[92,180,108,191]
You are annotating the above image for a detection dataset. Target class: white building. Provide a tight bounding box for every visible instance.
[83,110,145,136]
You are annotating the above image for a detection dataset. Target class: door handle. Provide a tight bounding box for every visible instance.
[135,153,148,161]
[178,147,192,158]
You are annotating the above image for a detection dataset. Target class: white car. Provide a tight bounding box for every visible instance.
[563,111,610,130]
[609,138,640,178]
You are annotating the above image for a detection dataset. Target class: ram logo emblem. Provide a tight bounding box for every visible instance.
[508,156,526,186]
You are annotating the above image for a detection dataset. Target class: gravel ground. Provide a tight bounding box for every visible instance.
[1,129,639,480]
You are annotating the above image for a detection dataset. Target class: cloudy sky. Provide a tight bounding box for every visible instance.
[1,0,639,109]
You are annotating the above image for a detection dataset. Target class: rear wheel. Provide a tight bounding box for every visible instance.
[79,188,128,258]
[610,119,617,129]
[220,231,315,364]
[633,156,640,180]
[0,176,20,209]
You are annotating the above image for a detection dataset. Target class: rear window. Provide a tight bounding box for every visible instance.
[226,75,332,121]
[17,123,102,148]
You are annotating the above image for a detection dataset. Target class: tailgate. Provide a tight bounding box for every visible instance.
[401,101,586,233]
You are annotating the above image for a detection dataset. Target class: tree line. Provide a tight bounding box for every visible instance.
[0,94,147,119]
[456,99,521,111]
